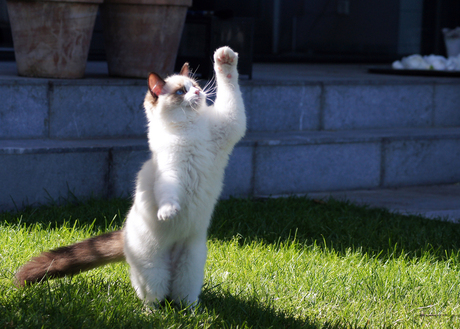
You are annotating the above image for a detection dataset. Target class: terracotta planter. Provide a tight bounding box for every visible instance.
[101,0,192,78]
[6,0,102,78]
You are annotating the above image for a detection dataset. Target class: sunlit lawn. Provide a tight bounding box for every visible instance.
[1,197,460,328]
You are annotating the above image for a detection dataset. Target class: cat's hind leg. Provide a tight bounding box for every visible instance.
[129,265,147,301]
[129,253,172,304]
[169,236,208,305]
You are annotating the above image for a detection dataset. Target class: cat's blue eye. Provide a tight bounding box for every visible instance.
[176,89,185,95]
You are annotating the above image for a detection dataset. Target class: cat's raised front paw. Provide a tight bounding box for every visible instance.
[157,202,180,221]
[214,47,238,77]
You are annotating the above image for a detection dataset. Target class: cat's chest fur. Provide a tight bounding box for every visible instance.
[151,120,219,193]
[143,121,225,235]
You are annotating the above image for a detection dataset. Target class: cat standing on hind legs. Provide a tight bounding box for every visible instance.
[14,46,246,307]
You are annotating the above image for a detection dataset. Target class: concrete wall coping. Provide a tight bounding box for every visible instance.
[0,138,148,155]
[1,62,460,87]
[2,127,459,155]
[247,127,460,146]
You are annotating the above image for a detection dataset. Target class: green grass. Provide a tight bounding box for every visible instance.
[1,196,460,328]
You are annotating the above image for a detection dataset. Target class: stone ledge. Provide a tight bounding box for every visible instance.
[1,126,460,210]
[245,127,460,146]
[2,62,460,86]
[0,138,149,155]
[2,126,459,153]
[2,62,459,140]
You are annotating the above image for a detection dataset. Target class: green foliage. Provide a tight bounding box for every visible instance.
[1,197,460,328]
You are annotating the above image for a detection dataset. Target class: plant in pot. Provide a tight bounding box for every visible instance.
[6,0,102,78]
[100,0,192,78]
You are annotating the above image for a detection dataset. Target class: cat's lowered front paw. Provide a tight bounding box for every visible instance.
[157,203,180,221]
[214,46,238,77]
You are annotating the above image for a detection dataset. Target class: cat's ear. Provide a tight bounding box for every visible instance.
[180,63,190,77]
[148,73,166,98]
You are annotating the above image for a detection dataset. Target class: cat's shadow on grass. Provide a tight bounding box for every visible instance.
[210,197,460,260]
[198,288,362,329]
[8,279,360,329]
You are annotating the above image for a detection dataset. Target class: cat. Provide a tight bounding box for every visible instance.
[15,46,246,306]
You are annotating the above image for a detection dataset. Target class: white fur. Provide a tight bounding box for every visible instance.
[123,47,246,305]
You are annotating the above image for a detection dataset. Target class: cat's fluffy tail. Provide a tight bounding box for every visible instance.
[15,230,125,286]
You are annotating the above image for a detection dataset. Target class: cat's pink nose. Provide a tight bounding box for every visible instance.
[195,90,200,95]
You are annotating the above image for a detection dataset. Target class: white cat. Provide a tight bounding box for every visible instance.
[15,46,246,306]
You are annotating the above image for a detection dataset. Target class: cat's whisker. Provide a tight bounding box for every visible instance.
[203,82,215,89]
[191,65,200,79]
[190,72,215,108]
[204,89,217,96]
[203,76,216,93]
[205,86,217,94]
[204,84,217,97]
[205,97,216,106]
[203,78,214,90]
